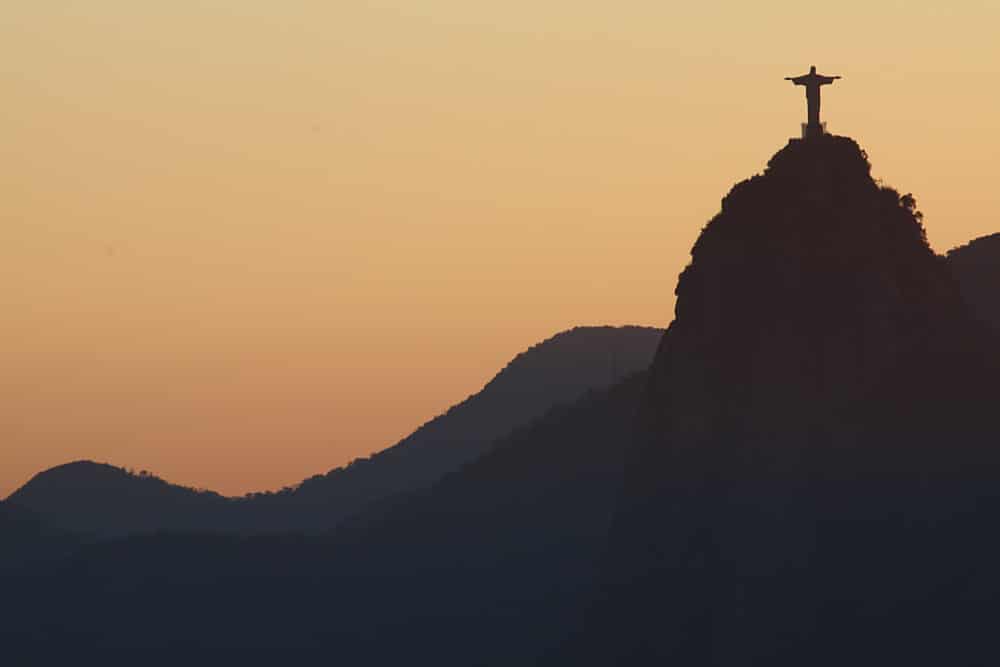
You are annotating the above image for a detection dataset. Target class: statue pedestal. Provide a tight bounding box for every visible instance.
[802,122,827,139]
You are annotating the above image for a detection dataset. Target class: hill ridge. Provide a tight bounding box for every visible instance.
[8,325,663,536]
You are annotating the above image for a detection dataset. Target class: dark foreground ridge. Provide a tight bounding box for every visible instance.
[2,136,998,665]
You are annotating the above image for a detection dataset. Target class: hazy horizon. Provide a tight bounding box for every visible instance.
[5,1,1000,497]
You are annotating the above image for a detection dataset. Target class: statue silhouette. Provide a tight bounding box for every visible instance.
[786,65,840,138]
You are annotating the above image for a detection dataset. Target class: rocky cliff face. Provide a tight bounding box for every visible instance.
[583,136,1000,665]
[637,135,994,480]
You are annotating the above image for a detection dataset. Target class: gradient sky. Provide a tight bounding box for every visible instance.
[4,1,998,497]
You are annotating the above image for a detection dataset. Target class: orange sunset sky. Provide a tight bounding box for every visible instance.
[4,1,999,497]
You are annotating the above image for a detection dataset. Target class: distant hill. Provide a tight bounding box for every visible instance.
[6,462,235,537]
[7,325,662,536]
[947,233,1000,333]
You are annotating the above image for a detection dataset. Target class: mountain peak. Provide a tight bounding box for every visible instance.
[676,135,950,340]
[766,134,873,183]
[640,135,995,475]
[588,137,1000,663]
[7,460,229,537]
[11,460,142,496]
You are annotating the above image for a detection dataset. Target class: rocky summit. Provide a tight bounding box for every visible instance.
[585,135,1000,665]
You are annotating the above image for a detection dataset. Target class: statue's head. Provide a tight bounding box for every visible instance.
[810,65,817,74]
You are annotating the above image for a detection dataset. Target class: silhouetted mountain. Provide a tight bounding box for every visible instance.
[0,374,646,664]
[252,325,661,531]
[6,461,235,537]
[583,135,1000,664]
[3,137,998,665]
[947,233,1000,333]
[6,326,661,537]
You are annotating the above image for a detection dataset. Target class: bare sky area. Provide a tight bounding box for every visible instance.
[4,1,998,496]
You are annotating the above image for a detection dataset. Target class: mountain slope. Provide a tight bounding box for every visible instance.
[254,325,661,531]
[7,325,662,536]
[947,233,1000,333]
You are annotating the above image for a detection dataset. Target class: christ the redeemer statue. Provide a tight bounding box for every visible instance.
[786,65,840,138]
